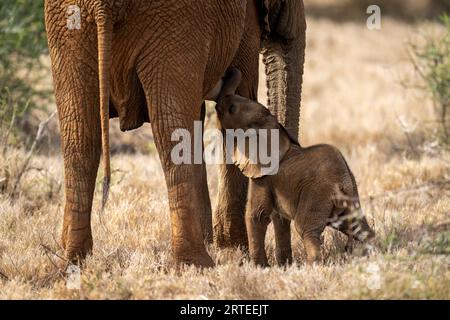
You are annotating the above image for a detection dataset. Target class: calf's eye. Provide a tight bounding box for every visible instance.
[229,104,237,114]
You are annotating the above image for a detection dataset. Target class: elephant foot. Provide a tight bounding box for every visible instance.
[214,207,248,250]
[174,249,215,269]
[62,226,93,263]
[214,231,248,250]
[253,257,270,268]
[64,242,93,263]
[214,227,248,250]
[276,252,293,267]
[214,162,249,249]
[344,236,354,253]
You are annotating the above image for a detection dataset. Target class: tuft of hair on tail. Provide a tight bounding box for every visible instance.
[101,175,110,211]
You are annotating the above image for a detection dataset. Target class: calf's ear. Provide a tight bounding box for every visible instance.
[232,130,264,179]
[231,118,298,179]
[205,79,223,102]
[233,152,264,179]
[220,68,242,98]
[274,122,299,165]
[278,122,300,146]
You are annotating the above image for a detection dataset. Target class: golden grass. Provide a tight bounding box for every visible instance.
[0,17,449,299]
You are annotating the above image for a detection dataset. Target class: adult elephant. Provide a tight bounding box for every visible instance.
[45,0,306,267]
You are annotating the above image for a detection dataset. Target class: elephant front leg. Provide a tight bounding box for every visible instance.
[199,102,213,243]
[245,180,273,267]
[214,164,249,248]
[272,213,293,266]
[246,206,271,267]
[213,0,261,248]
[214,61,259,250]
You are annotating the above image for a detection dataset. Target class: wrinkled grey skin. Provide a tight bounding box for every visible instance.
[215,69,375,266]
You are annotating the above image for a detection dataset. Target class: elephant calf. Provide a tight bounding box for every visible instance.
[214,68,375,266]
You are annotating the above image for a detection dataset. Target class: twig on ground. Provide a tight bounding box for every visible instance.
[396,115,419,156]
[11,111,56,195]
[38,239,67,287]
[51,231,65,252]
[0,269,9,281]
[362,179,450,202]
[40,243,67,263]
[6,254,24,279]
[407,46,427,80]
[2,98,17,156]
[41,244,63,271]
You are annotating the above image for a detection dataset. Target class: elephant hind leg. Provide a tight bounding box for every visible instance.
[139,69,214,268]
[295,205,330,265]
[302,232,323,265]
[46,17,102,263]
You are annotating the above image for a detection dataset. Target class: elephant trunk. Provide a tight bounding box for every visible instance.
[262,0,306,140]
[95,5,113,209]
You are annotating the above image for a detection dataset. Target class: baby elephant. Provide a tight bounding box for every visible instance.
[215,68,375,266]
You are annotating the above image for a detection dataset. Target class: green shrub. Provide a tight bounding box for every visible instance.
[0,0,49,144]
[410,15,450,144]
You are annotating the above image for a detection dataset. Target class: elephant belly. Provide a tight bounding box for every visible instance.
[108,0,248,130]
[109,65,150,132]
[202,0,248,97]
[273,190,296,221]
[109,14,150,132]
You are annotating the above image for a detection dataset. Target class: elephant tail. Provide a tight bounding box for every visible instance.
[96,5,113,210]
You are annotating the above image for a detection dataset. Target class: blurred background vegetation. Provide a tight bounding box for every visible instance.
[0,0,48,147]
[306,0,450,21]
[0,0,448,299]
[408,15,450,144]
[0,0,448,149]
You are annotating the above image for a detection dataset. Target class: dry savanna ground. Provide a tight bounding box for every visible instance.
[0,15,449,299]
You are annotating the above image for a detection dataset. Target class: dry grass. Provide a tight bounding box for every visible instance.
[0,17,449,299]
